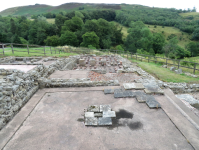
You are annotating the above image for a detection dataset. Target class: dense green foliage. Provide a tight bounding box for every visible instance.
[0,5,199,59]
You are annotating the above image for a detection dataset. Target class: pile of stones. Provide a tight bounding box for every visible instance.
[85,105,116,126]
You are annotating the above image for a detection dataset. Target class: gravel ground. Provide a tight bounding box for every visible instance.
[190,92,199,102]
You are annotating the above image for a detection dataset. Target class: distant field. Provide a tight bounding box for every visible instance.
[179,12,199,20]
[47,19,55,24]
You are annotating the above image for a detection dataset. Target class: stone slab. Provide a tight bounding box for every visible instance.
[146,95,161,108]
[114,90,136,98]
[135,91,147,103]
[104,89,114,94]
[94,113,103,117]
[100,105,111,112]
[98,117,112,125]
[143,83,164,94]
[103,111,116,118]
[85,117,98,126]
[87,105,100,112]
[85,112,94,118]
[123,83,145,90]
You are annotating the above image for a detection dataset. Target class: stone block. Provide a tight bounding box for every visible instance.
[123,83,145,90]
[85,112,94,117]
[85,117,98,126]
[146,95,161,108]
[135,91,147,103]
[79,59,85,66]
[170,67,176,71]
[100,105,111,112]
[104,89,114,94]
[87,105,100,112]
[94,113,103,117]
[175,69,182,74]
[103,111,116,118]
[90,59,96,66]
[98,117,112,125]
[143,83,164,95]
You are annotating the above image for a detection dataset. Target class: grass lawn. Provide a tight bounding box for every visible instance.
[129,59,199,83]
[0,47,77,57]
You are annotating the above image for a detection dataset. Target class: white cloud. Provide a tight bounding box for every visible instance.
[0,0,198,12]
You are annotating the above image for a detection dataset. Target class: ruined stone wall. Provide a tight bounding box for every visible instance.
[0,56,79,130]
[116,55,199,93]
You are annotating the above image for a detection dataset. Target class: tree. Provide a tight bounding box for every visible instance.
[152,33,165,54]
[60,31,78,46]
[187,42,199,56]
[10,18,16,34]
[55,14,67,34]
[44,35,60,46]
[13,34,22,45]
[192,28,199,40]
[81,32,99,48]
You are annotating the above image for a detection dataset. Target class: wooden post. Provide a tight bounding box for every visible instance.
[127,53,128,59]
[11,44,14,54]
[166,58,167,65]
[59,48,60,54]
[136,53,137,60]
[123,51,124,57]
[27,45,29,55]
[193,63,196,74]
[44,46,46,56]
[55,48,56,54]
[2,44,5,55]
[50,46,52,54]
[148,56,149,63]
[155,57,156,64]
[131,53,132,59]
[178,60,180,69]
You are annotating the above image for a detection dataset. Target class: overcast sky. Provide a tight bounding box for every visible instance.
[0,0,198,12]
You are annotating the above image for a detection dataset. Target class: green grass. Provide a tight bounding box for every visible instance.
[47,19,55,24]
[0,47,77,57]
[129,58,199,83]
[113,21,128,39]
[179,12,199,20]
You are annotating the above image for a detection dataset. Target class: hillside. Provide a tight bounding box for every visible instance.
[179,12,199,20]
[0,3,122,16]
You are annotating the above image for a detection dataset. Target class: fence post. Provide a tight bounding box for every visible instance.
[27,45,29,54]
[44,46,46,56]
[50,46,52,54]
[123,51,124,57]
[127,53,128,59]
[11,44,14,54]
[59,48,60,54]
[193,63,196,74]
[2,44,5,55]
[166,58,167,65]
[55,48,56,54]
[136,53,137,60]
[148,56,149,63]
[155,57,157,64]
[131,53,132,59]
[178,60,180,69]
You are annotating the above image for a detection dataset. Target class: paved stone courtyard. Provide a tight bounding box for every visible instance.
[0,55,199,150]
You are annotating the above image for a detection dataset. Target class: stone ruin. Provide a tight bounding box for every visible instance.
[0,54,199,130]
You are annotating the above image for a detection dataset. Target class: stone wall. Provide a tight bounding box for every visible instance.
[116,55,199,94]
[0,56,79,130]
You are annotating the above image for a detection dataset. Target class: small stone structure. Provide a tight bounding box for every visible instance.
[84,105,116,126]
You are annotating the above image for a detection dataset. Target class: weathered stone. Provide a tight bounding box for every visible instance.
[100,105,111,112]
[79,59,85,66]
[104,89,114,94]
[135,91,147,103]
[98,117,112,125]
[85,117,98,126]
[94,113,103,117]
[103,111,116,118]
[170,67,176,71]
[87,105,100,112]
[143,82,164,94]
[85,112,94,117]
[146,95,161,108]
[123,83,145,90]
[162,65,167,68]
[90,59,96,66]
[175,69,182,74]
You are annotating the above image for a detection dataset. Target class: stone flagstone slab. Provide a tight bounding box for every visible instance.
[104,89,114,94]
[143,82,164,95]
[134,91,147,103]
[85,117,98,126]
[146,95,161,109]
[98,117,112,125]
[100,105,111,112]
[85,112,94,117]
[114,90,136,98]
[123,83,145,90]
[103,111,116,118]
[87,105,100,112]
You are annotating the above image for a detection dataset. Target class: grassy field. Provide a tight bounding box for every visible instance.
[179,12,199,20]
[47,19,55,24]
[0,47,77,57]
[133,60,199,83]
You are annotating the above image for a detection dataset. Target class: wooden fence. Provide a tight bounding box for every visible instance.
[0,43,198,74]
